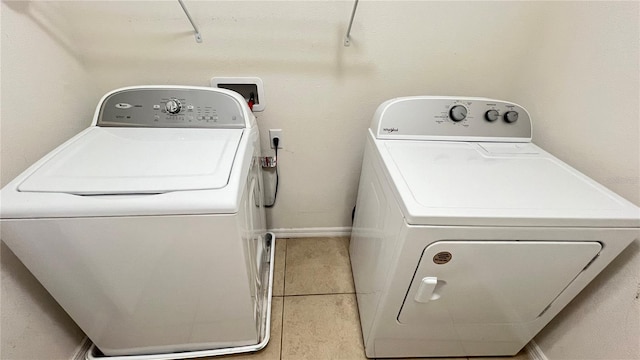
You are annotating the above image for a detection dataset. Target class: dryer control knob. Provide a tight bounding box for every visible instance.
[449,105,467,122]
[165,99,182,114]
[485,109,499,122]
[504,111,519,123]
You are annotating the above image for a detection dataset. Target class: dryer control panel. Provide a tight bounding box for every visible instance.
[372,96,532,142]
[98,88,247,128]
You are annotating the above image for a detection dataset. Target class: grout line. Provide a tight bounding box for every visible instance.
[283,292,356,297]
[346,237,369,359]
[279,239,287,360]
[282,239,287,296]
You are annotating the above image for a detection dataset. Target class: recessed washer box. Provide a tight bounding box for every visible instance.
[211,77,265,112]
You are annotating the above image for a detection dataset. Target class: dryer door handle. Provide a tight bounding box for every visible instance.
[414,277,438,303]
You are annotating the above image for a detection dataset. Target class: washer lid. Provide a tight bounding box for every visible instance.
[18,127,244,195]
[379,140,640,227]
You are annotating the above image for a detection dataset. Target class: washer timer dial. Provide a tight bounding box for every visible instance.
[165,98,182,114]
[449,105,467,122]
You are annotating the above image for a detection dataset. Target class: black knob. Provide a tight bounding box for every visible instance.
[504,111,519,123]
[485,110,499,122]
[449,105,467,122]
[165,99,182,114]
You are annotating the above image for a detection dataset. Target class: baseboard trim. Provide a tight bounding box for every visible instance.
[71,337,92,360]
[526,340,549,360]
[269,227,352,238]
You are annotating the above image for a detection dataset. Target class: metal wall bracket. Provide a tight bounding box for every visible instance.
[344,0,359,47]
[178,0,202,43]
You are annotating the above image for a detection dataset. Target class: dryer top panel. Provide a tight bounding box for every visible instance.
[376,138,640,227]
[18,127,243,195]
[371,96,531,142]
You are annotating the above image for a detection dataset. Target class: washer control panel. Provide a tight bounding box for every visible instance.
[98,88,246,128]
[373,97,531,141]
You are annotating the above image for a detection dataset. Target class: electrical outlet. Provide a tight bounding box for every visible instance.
[269,129,283,149]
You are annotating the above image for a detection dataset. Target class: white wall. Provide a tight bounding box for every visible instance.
[0,1,638,359]
[1,2,97,359]
[45,0,544,230]
[510,2,640,359]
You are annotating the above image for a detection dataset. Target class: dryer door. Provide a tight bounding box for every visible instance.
[397,241,601,325]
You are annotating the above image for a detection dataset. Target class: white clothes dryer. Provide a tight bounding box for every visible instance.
[1,86,275,359]
[350,96,639,358]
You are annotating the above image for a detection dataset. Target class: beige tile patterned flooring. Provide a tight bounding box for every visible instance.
[213,237,530,360]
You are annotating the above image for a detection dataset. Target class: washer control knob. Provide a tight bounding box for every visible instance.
[504,111,519,123]
[165,99,182,114]
[449,105,467,122]
[485,109,499,122]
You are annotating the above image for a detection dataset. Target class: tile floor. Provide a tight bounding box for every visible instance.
[211,237,531,360]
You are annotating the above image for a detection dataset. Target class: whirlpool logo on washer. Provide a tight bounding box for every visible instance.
[383,127,399,133]
[115,103,133,109]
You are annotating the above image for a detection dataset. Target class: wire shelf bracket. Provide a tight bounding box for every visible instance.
[343,0,360,47]
[178,0,202,43]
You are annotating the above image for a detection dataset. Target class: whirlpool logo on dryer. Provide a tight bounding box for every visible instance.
[383,127,399,133]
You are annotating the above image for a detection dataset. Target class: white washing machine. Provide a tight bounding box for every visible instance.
[1,86,275,359]
[350,96,640,358]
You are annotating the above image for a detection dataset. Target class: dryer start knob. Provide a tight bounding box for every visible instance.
[165,99,182,114]
[504,111,519,123]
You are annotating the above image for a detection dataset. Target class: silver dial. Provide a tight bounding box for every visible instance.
[504,111,519,123]
[449,105,467,122]
[485,109,499,122]
[165,98,182,114]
